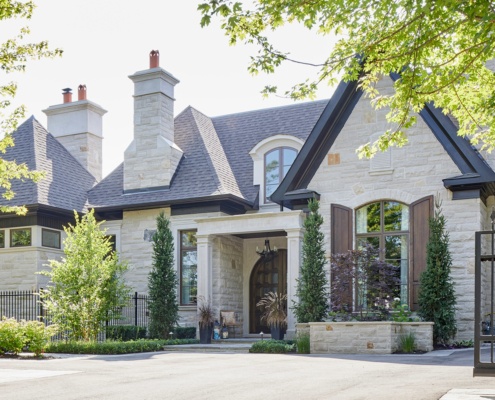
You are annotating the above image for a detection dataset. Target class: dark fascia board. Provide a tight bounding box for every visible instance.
[270,79,362,208]
[272,73,495,208]
[0,204,79,229]
[92,194,254,216]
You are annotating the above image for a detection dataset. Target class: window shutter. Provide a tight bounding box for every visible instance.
[409,195,433,310]
[331,204,353,308]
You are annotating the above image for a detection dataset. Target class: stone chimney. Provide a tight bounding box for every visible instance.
[123,50,183,192]
[43,85,107,181]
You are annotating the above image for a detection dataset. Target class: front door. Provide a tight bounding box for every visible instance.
[249,249,287,334]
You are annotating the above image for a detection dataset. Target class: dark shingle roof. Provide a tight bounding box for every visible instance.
[1,116,97,212]
[88,100,328,210]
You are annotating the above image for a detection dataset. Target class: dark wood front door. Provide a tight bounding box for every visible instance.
[249,249,287,334]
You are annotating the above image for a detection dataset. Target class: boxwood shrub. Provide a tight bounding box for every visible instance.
[106,325,147,341]
[249,340,295,354]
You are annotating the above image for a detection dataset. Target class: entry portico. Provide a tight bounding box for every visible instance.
[196,210,305,338]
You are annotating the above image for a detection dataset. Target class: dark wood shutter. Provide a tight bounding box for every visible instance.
[409,195,433,310]
[331,204,353,308]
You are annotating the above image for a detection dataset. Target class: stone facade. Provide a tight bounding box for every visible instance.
[124,68,183,192]
[296,322,434,354]
[56,132,102,181]
[0,245,63,291]
[305,76,485,340]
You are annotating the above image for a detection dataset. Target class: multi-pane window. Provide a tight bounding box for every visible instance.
[180,230,197,305]
[356,201,409,304]
[265,147,297,202]
[42,229,61,249]
[10,228,32,247]
[0,230,4,248]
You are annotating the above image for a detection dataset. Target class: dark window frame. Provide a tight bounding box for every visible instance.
[42,228,61,249]
[180,230,198,306]
[264,146,297,202]
[10,228,32,247]
[355,200,410,305]
[0,230,4,248]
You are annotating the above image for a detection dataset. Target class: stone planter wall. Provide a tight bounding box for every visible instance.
[296,321,434,354]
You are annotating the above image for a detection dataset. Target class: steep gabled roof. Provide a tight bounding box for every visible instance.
[271,77,495,208]
[88,100,328,213]
[1,116,97,213]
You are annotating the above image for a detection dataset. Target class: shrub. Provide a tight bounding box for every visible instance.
[330,244,400,320]
[175,327,196,339]
[46,338,199,355]
[249,340,295,354]
[0,317,24,355]
[293,199,329,323]
[106,325,147,341]
[296,332,310,354]
[418,201,457,345]
[148,212,179,339]
[23,321,59,357]
[398,333,416,353]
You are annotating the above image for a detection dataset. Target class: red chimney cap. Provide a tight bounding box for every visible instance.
[78,84,87,101]
[150,50,159,68]
[62,88,72,104]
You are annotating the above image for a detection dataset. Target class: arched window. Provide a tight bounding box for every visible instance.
[355,201,409,304]
[264,147,297,202]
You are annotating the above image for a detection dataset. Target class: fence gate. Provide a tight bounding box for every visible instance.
[474,225,495,376]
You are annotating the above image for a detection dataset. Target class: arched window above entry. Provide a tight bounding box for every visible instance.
[249,135,303,205]
[265,147,297,201]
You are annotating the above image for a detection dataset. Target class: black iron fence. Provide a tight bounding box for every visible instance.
[0,290,149,328]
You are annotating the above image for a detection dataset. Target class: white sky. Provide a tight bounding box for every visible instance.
[4,0,335,177]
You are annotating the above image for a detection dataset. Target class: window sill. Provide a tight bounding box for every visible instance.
[368,168,394,176]
[179,305,197,312]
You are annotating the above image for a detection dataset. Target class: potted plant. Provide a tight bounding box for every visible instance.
[256,291,287,340]
[197,297,214,344]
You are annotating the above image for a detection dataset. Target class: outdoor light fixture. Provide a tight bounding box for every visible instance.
[256,239,278,260]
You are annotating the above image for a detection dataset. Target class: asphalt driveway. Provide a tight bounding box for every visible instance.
[1,348,494,400]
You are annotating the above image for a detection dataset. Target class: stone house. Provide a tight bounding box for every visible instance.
[1,51,492,340]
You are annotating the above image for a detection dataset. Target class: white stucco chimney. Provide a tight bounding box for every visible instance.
[43,85,107,181]
[123,50,183,192]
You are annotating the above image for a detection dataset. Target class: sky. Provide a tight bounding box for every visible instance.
[4,0,335,178]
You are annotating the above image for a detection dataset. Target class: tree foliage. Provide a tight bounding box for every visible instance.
[199,1,495,156]
[418,201,457,345]
[0,1,62,214]
[39,210,130,341]
[148,211,179,339]
[293,199,329,323]
[330,244,400,320]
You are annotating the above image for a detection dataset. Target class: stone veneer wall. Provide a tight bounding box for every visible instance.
[56,132,102,181]
[296,322,434,354]
[118,208,226,328]
[307,76,484,340]
[212,235,244,336]
[0,229,64,291]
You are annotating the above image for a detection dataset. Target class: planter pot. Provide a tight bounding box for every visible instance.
[270,325,285,341]
[199,324,213,344]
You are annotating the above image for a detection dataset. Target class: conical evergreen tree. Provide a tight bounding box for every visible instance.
[293,199,329,323]
[418,201,457,345]
[148,212,179,339]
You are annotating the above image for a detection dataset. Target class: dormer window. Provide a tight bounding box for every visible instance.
[249,135,304,206]
[265,147,297,202]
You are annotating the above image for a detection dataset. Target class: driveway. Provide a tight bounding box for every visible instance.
[1,348,494,399]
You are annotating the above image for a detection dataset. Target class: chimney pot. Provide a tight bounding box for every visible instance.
[78,84,87,101]
[62,88,72,103]
[149,50,159,68]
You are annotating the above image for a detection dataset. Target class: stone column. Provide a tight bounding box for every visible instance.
[196,235,213,304]
[286,228,304,339]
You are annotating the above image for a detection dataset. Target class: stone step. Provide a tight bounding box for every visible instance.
[163,338,262,353]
